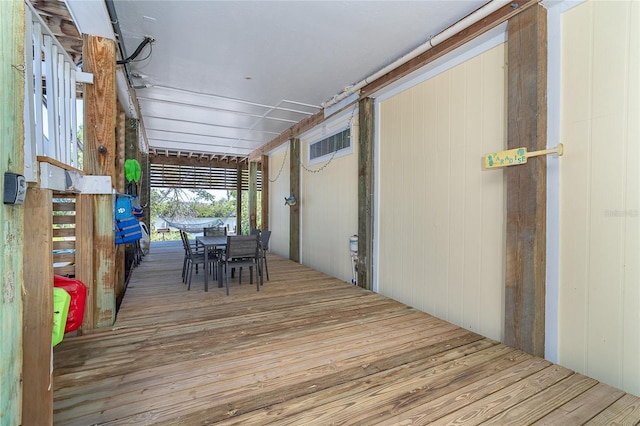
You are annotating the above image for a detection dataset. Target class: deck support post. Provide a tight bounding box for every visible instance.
[504,4,547,357]
[289,138,300,262]
[236,162,243,235]
[261,155,270,231]
[1,1,26,423]
[249,161,258,230]
[22,188,53,425]
[357,97,374,290]
[83,34,117,328]
[115,106,126,301]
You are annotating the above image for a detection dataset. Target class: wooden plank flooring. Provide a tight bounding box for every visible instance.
[53,241,640,425]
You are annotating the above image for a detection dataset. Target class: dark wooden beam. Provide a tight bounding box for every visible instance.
[149,153,248,169]
[357,98,374,290]
[248,111,324,162]
[248,161,258,231]
[236,163,243,235]
[261,155,270,231]
[504,4,547,357]
[289,138,300,262]
[83,34,117,328]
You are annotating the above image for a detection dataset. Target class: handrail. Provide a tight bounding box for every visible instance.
[24,2,82,181]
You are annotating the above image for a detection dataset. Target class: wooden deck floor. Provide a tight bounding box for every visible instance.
[53,241,640,425]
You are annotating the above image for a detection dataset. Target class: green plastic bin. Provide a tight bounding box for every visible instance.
[53,287,70,346]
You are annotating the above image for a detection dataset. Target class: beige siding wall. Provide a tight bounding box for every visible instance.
[558,0,640,394]
[377,44,507,341]
[300,116,359,283]
[268,146,291,258]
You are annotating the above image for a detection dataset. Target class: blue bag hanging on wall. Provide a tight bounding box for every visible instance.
[114,195,142,244]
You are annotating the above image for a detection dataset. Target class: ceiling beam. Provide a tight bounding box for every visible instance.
[149,153,250,169]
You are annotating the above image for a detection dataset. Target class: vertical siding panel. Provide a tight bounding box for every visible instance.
[478,45,506,339]
[434,73,451,319]
[269,147,290,257]
[464,54,485,333]
[378,44,506,341]
[448,65,467,325]
[559,0,640,395]
[378,100,393,297]
[396,94,413,304]
[411,87,426,311]
[422,81,439,314]
[588,0,634,390]
[622,0,640,395]
[412,89,424,307]
[559,2,592,372]
[300,116,358,282]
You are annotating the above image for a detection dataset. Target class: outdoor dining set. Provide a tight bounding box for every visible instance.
[179,226,271,295]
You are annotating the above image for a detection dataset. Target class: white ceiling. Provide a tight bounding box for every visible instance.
[99,1,490,158]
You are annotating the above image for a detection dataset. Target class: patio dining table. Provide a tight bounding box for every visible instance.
[195,235,227,291]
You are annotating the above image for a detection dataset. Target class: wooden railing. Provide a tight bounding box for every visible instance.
[23,2,92,182]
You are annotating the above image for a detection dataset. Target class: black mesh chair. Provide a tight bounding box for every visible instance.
[218,234,262,296]
[259,230,271,281]
[180,230,215,291]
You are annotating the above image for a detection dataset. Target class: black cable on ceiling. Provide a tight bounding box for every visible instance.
[117,36,154,65]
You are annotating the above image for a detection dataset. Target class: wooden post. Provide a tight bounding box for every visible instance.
[289,138,300,262]
[236,163,243,235]
[115,107,125,301]
[83,34,117,328]
[261,155,269,231]
[22,188,53,426]
[248,161,258,230]
[1,1,25,423]
[75,194,94,332]
[504,4,547,357]
[357,98,374,290]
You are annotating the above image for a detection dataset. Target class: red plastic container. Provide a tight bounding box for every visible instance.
[53,275,87,333]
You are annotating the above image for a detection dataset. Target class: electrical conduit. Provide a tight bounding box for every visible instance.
[321,0,513,108]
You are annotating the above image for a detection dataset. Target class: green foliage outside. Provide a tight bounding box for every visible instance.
[149,188,261,241]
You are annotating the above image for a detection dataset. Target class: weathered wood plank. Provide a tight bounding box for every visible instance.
[22,188,54,426]
[378,356,552,425]
[289,138,300,262]
[83,34,117,329]
[357,97,374,290]
[1,0,26,423]
[504,3,548,357]
[429,365,574,425]
[482,373,598,424]
[75,194,94,332]
[531,382,626,425]
[585,393,640,426]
